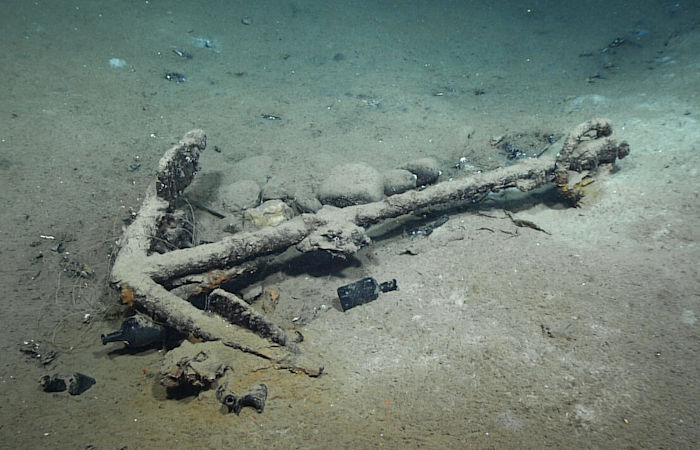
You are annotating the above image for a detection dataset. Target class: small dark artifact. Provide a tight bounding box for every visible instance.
[101,315,166,348]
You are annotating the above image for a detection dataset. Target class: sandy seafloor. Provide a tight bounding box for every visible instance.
[1,0,699,448]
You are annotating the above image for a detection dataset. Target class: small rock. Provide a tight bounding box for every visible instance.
[383,169,417,195]
[402,158,441,186]
[317,162,384,207]
[261,178,289,202]
[218,180,260,213]
[293,190,322,213]
[240,284,263,303]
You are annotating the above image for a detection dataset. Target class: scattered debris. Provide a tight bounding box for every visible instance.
[60,254,95,279]
[217,383,268,414]
[432,86,458,97]
[109,58,127,68]
[504,210,550,235]
[172,49,193,59]
[40,374,67,392]
[164,72,187,83]
[409,214,449,236]
[540,324,554,338]
[602,37,625,53]
[189,36,216,50]
[160,341,232,391]
[128,156,142,172]
[20,340,58,366]
[40,372,95,395]
[490,131,560,161]
[68,373,96,395]
[235,384,268,414]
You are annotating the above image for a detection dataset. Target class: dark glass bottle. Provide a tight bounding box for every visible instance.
[101,315,166,348]
[336,277,398,311]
